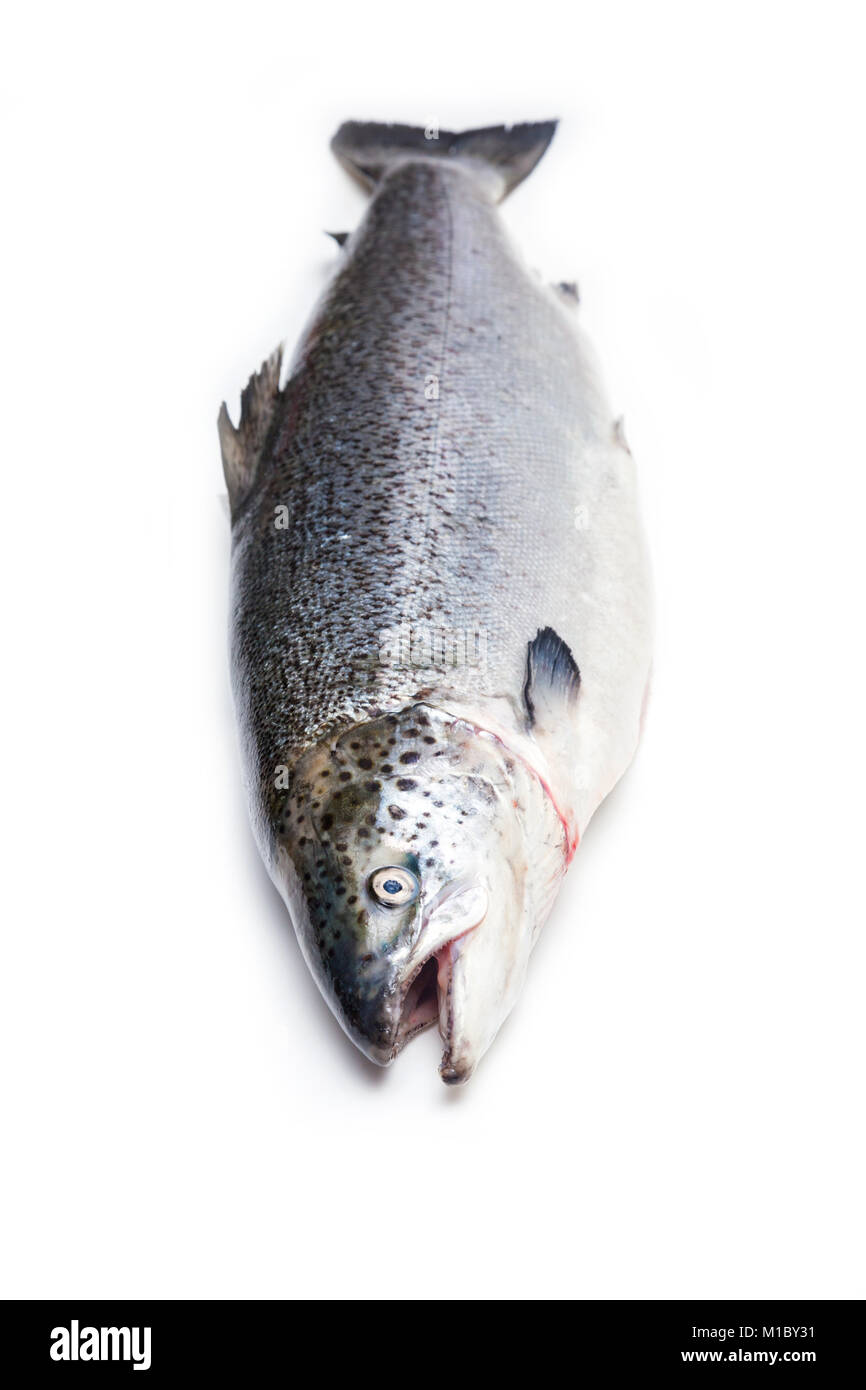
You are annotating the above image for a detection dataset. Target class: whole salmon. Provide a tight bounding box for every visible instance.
[219,120,652,1084]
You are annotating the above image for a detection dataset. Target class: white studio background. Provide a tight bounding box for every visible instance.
[1,2,864,1299]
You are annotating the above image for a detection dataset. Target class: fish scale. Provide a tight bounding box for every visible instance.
[220,120,652,1082]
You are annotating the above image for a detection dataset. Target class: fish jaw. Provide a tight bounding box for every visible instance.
[435,849,559,1085]
[437,925,526,1086]
[437,940,478,1086]
[391,883,489,1055]
[402,779,566,1085]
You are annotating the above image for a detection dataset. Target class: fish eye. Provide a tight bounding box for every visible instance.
[369,865,419,908]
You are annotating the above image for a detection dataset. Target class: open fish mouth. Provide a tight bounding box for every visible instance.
[395,928,478,1052]
[392,884,489,1059]
[396,956,442,1046]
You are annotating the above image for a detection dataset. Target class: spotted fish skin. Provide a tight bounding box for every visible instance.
[220,121,652,1082]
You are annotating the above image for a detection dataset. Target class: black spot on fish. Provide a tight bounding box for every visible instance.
[400,751,420,765]
[388,805,406,820]
[358,757,373,770]
[397,778,416,791]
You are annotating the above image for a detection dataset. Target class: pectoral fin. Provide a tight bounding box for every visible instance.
[522,628,582,856]
[523,626,581,732]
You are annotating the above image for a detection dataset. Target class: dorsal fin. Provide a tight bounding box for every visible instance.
[218,345,282,518]
[523,627,581,730]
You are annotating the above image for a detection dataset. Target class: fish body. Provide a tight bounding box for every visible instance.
[220,121,652,1082]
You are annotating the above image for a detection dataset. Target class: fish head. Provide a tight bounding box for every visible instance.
[271,703,567,1082]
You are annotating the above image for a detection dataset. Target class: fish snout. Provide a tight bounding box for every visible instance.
[333,960,406,1066]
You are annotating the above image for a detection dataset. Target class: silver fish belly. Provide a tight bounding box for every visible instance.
[219,121,652,1083]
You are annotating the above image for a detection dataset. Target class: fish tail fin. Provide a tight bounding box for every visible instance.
[331,120,558,201]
